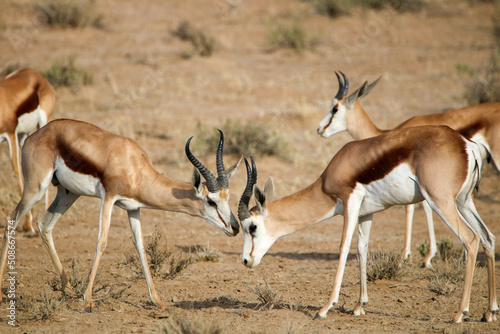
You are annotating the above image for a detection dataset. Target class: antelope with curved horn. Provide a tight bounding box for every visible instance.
[0,68,56,232]
[239,125,497,323]
[318,72,500,266]
[0,119,241,312]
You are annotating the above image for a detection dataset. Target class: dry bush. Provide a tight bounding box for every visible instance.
[267,21,313,52]
[34,0,105,28]
[248,280,284,310]
[427,257,465,295]
[364,251,410,282]
[173,20,216,57]
[123,225,195,279]
[161,312,224,334]
[195,120,289,159]
[47,258,114,303]
[16,288,63,321]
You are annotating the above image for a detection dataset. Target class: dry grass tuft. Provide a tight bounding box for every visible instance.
[161,312,224,334]
[17,288,63,321]
[195,120,289,159]
[123,225,195,279]
[41,57,93,91]
[248,280,284,310]
[173,20,216,58]
[364,251,410,281]
[34,0,105,29]
[193,244,223,262]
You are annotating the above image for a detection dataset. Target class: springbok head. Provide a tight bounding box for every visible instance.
[185,130,241,236]
[238,157,278,268]
[317,71,380,138]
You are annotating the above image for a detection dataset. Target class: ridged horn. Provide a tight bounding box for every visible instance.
[335,71,349,100]
[185,136,219,193]
[216,129,229,189]
[238,156,257,222]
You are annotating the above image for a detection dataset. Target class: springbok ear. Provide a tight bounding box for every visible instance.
[359,76,381,99]
[253,177,274,216]
[345,81,368,108]
[227,156,242,179]
[191,169,203,196]
[264,177,274,202]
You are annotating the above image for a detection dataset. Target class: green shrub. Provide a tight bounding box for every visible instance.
[34,0,105,28]
[41,57,93,90]
[195,120,289,159]
[268,22,314,52]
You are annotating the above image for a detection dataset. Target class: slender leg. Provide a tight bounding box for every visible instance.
[456,197,498,321]
[425,198,480,323]
[422,201,437,268]
[83,194,115,312]
[354,214,373,316]
[315,195,362,319]
[0,176,49,298]
[401,204,414,262]
[128,209,167,309]
[38,187,80,297]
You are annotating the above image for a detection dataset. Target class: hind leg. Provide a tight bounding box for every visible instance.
[424,197,481,323]
[0,172,51,299]
[456,197,497,321]
[38,186,80,297]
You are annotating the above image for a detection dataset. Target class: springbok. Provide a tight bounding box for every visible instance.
[238,125,497,323]
[0,68,56,232]
[317,72,500,267]
[0,119,241,312]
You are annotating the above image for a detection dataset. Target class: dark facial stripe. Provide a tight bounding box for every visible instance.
[324,104,338,130]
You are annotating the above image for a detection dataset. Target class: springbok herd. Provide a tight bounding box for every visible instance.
[0,68,498,323]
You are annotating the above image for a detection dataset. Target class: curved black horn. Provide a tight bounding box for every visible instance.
[334,71,344,100]
[238,157,257,222]
[215,129,229,189]
[340,71,349,97]
[185,136,219,193]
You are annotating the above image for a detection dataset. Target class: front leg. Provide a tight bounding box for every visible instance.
[354,214,373,316]
[84,194,115,312]
[127,209,167,310]
[315,195,362,319]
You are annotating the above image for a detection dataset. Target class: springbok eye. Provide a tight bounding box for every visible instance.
[249,224,257,234]
[207,199,217,207]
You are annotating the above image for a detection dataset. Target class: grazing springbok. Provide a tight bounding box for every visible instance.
[317,72,500,267]
[0,119,241,312]
[239,125,497,323]
[0,68,56,232]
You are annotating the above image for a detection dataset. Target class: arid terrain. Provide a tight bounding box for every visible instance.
[1,0,500,333]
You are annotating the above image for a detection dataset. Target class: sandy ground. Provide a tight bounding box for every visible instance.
[0,0,500,333]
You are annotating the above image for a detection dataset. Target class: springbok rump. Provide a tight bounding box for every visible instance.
[0,68,56,232]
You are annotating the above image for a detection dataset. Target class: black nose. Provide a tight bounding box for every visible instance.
[244,259,248,265]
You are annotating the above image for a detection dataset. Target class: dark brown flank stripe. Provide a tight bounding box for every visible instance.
[355,146,411,185]
[57,144,103,179]
[456,120,486,140]
[15,85,40,119]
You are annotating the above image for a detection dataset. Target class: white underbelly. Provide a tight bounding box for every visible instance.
[358,163,424,216]
[17,106,47,134]
[55,157,102,197]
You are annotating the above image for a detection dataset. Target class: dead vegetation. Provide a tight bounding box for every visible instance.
[122,225,195,279]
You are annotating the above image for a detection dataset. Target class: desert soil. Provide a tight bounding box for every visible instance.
[0,0,500,333]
